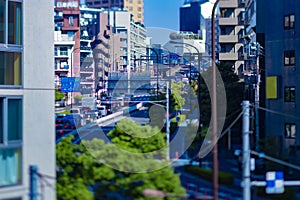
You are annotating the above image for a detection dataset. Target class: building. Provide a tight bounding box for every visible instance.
[218,0,245,77]
[85,0,144,24]
[180,0,208,34]
[0,0,55,199]
[257,0,300,158]
[80,7,101,95]
[54,0,81,103]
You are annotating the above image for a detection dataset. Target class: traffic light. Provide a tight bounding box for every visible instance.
[256,42,264,56]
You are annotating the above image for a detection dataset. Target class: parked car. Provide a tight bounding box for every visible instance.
[97,105,107,117]
[55,98,66,107]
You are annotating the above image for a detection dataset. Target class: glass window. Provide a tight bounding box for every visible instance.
[8,99,22,141]
[0,147,21,186]
[284,14,295,30]
[0,98,2,143]
[285,123,296,138]
[284,50,295,66]
[0,51,22,85]
[284,87,296,102]
[0,0,5,43]
[0,98,22,187]
[60,47,68,56]
[8,1,22,45]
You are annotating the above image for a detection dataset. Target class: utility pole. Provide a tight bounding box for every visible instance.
[166,81,170,160]
[211,1,219,199]
[242,101,251,200]
[29,165,38,200]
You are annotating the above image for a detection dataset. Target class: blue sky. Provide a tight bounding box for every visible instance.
[144,0,184,31]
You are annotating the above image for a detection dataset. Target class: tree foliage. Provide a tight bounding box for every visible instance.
[56,119,185,200]
[198,62,244,129]
[55,88,65,101]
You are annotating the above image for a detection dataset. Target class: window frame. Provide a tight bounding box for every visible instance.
[284,50,295,66]
[284,14,295,30]
[0,0,23,88]
[0,96,22,187]
[284,123,296,139]
[284,86,296,102]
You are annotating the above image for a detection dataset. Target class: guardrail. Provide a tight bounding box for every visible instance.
[56,102,143,144]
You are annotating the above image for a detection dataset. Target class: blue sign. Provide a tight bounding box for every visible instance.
[61,77,81,92]
[266,171,284,194]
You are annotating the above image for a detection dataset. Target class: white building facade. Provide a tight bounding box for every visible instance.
[0,0,55,199]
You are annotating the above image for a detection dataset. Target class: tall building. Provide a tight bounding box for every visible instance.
[218,0,245,77]
[257,0,300,159]
[85,0,144,24]
[54,0,81,103]
[0,0,55,199]
[180,0,208,34]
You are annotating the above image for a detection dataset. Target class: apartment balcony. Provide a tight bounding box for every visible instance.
[54,32,75,45]
[219,17,238,26]
[219,0,238,8]
[80,35,92,42]
[80,67,94,73]
[55,64,69,72]
[80,46,92,52]
[219,35,238,43]
[54,52,69,59]
[80,77,94,84]
[219,52,239,61]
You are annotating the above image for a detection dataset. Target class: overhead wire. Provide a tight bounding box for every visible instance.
[257,106,300,120]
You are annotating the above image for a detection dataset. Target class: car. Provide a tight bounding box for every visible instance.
[97,105,107,117]
[55,98,66,107]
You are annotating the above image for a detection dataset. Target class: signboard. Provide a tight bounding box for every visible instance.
[266,171,284,194]
[266,76,278,99]
[61,77,81,92]
[56,1,78,8]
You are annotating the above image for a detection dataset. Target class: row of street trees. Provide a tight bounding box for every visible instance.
[56,119,185,200]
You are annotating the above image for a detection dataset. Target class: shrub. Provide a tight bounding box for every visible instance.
[184,165,234,185]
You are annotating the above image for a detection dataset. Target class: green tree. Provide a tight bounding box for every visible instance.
[56,119,185,200]
[198,62,244,128]
[55,87,65,101]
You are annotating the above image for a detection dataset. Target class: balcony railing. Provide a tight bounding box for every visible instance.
[80,67,93,72]
[219,35,238,43]
[219,0,238,8]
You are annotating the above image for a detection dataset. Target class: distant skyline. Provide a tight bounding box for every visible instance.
[144,0,184,31]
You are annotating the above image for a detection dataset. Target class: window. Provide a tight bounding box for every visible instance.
[284,14,295,30]
[8,1,22,45]
[0,0,23,87]
[284,87,296,102]
[138,7,142,11]
[60,47,68,56]
[285,123,296,138]
[0,51,22,85]
[284,50,295,66]
[0,97,22,186]
[129,6,133,11]
[69,16,73,27]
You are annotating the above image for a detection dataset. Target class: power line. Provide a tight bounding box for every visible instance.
[258,106,300,120]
